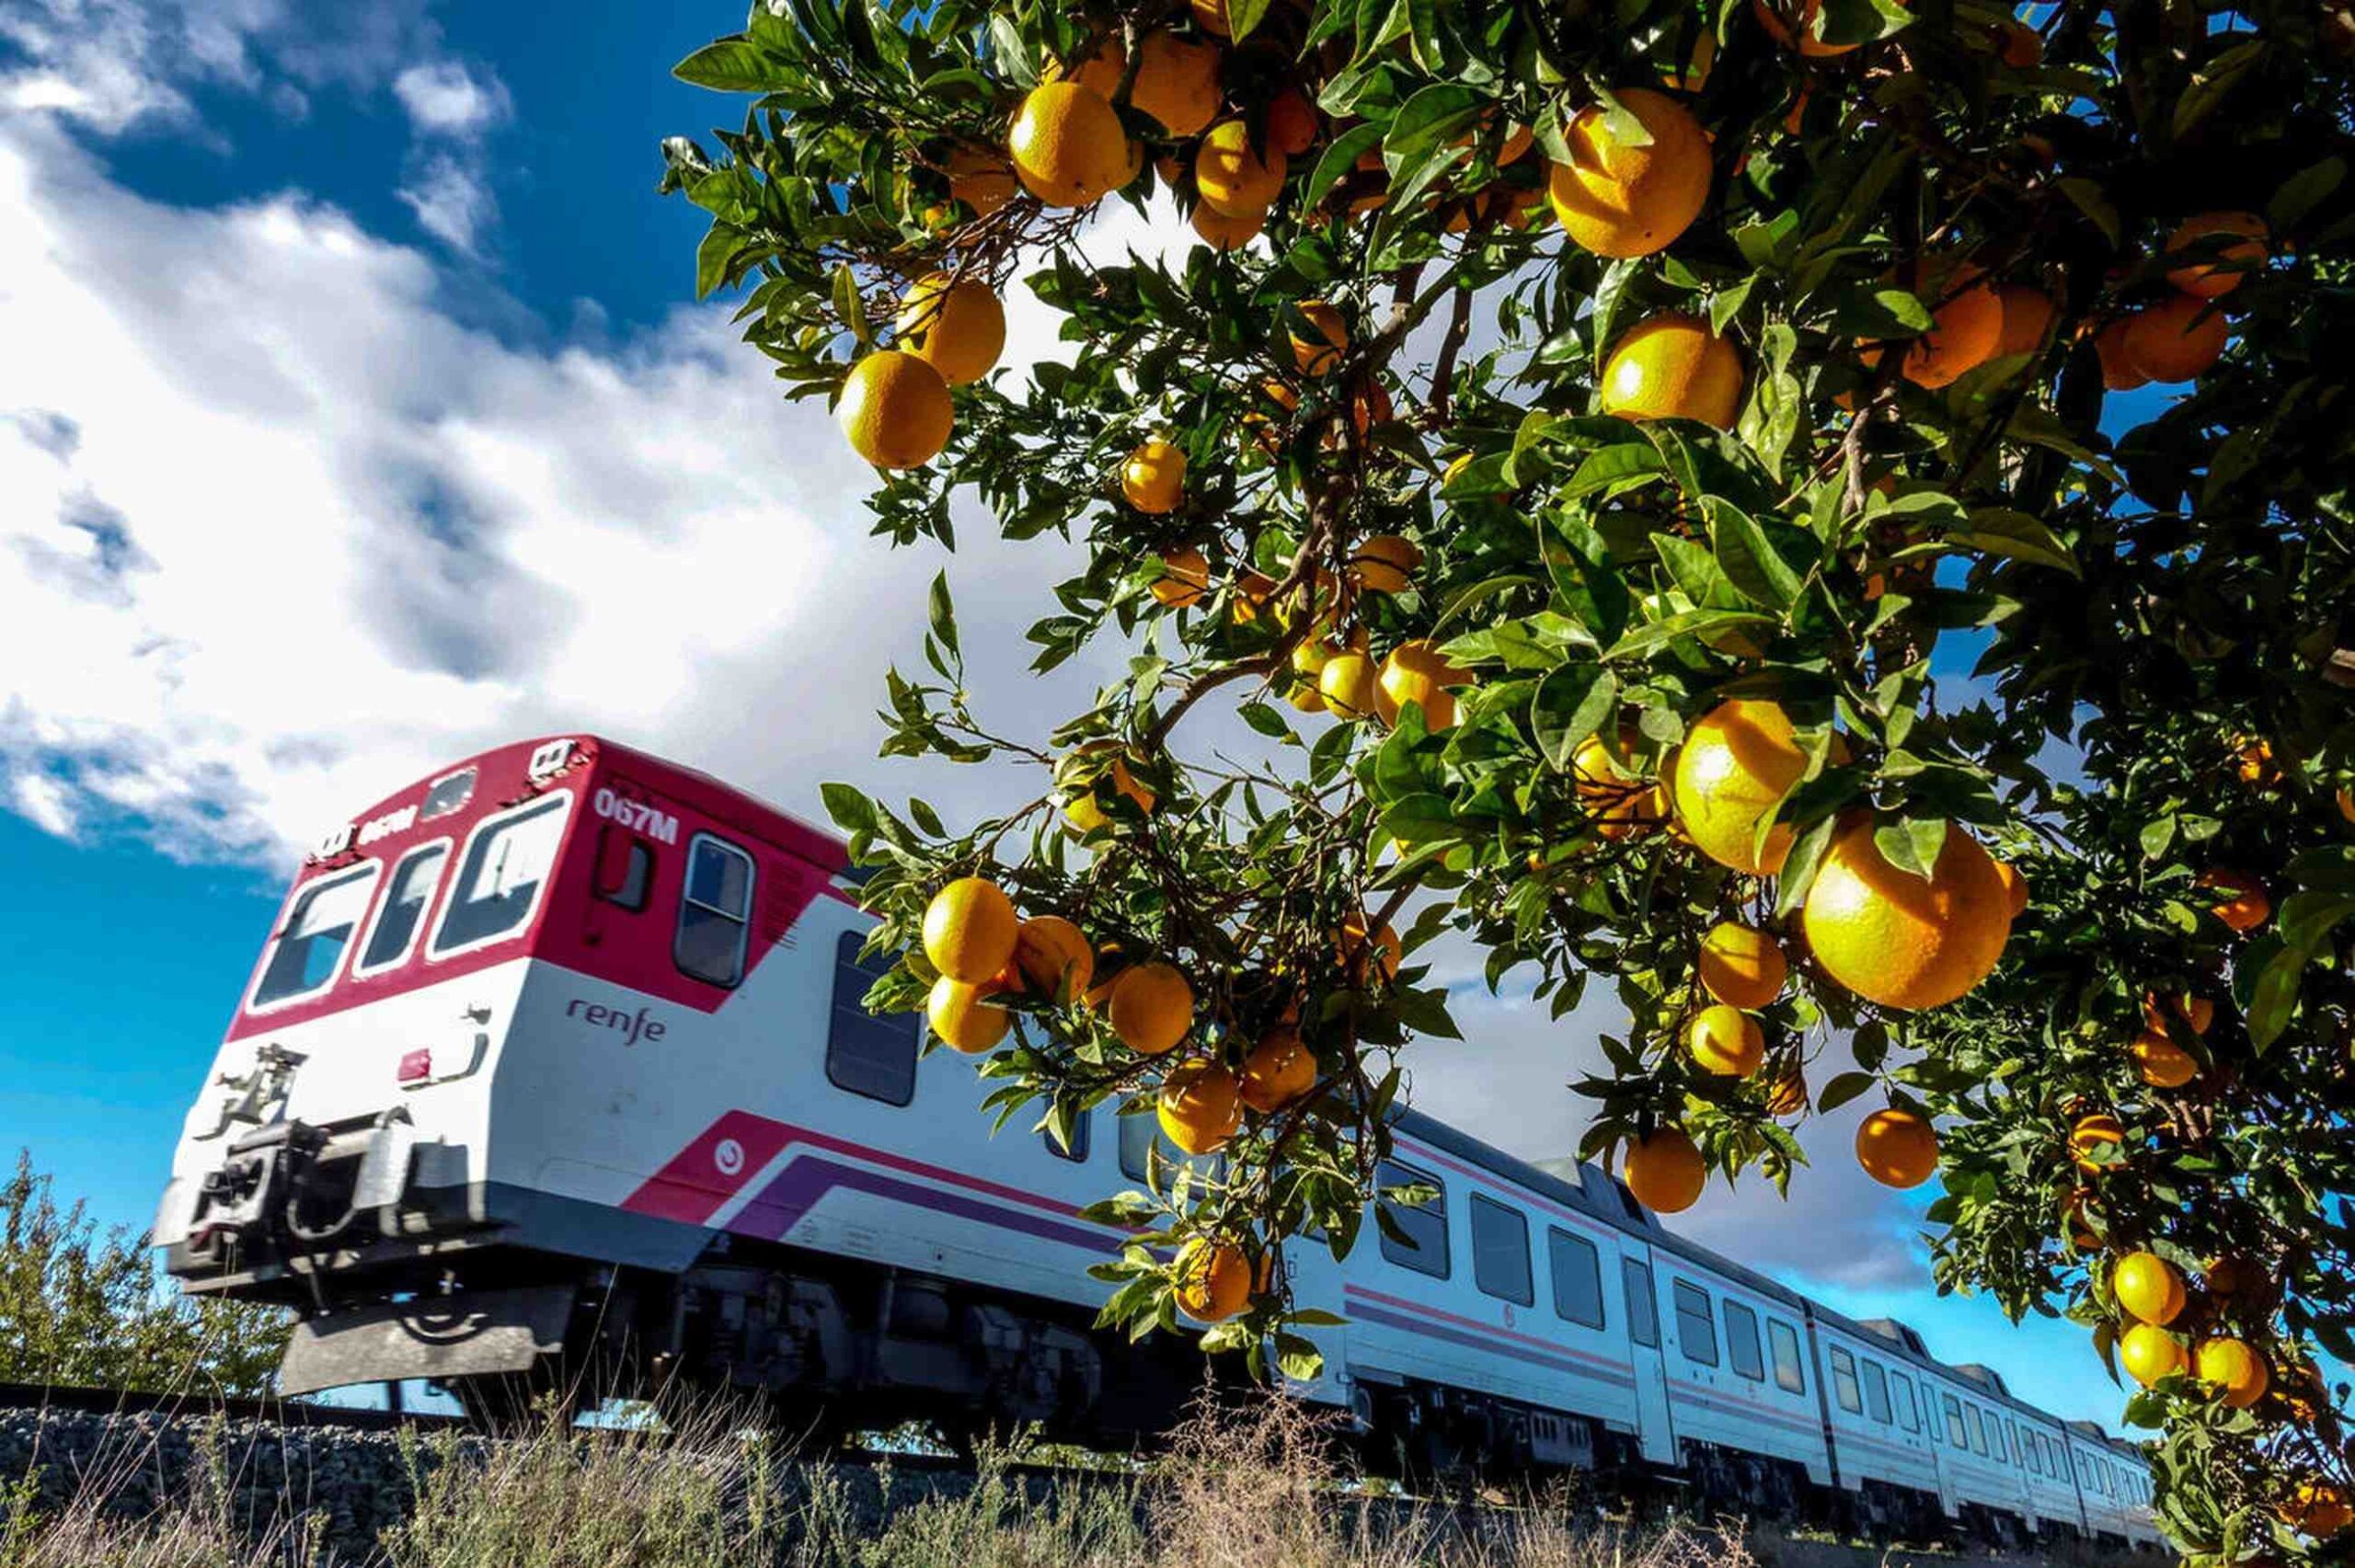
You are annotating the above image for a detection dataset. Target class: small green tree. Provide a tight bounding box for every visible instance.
[0,1153,286,1397]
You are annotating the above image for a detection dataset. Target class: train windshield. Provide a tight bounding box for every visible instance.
[431,793,572,956]
[250,863,382,1009]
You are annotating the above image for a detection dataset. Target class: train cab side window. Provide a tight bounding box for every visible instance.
[1468,1195,1534,1306]
[1890,1370,1920,1432]
[355,841,449,976]
[1672,1281,1718,1368]
[1376,1162,1451,1279]
[250,863,381,1008]
[1767,1319,1806,1395]
[825,932,917,1105]
[1547,1229,1605,1329]
[1830,1345,1863,1414]
[1945,1393,1969,1448]
[1043,1109,1089,1163]
[674,834,755,987]
[592,826,655,911]
[1622,1259,1660,1347]
[1862,1360,1892,1424]
[431,793,570,956]
[1723,1301,1764,1381]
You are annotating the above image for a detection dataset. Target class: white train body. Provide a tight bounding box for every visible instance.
[155,736,2159,1547]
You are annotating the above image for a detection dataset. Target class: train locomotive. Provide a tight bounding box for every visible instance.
[154,735,2162,1548]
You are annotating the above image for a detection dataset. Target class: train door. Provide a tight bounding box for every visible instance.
[1619,1245,1678,1465]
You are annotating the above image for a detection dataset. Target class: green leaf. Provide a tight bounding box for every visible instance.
[1381,83,1484,166]
[1301,121,1387,212]
[1273,1332,1325,1381]
[1775,812,1841,917]
[1817,1070,1876,1113]
[1950,509,2078,576]
[821,782,878,836]
[673,38,777,92]
[1874,817,1947,879]
[926,571,958,659]
[1531,663,1618,770]
[1226,0,1277,41]
[1709,501,1806,610]
[833,261,871,346]
[1238,701,1291,738]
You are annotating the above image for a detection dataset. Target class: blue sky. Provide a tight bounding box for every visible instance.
[0,0,2153,1433]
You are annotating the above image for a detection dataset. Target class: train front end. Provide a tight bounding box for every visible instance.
[155,736,620,1397]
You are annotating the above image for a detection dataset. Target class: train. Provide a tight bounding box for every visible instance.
[152,734,2163,1548]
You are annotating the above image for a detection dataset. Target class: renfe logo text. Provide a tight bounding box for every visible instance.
[566,998,668,1047]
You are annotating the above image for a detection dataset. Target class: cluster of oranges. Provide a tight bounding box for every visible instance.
[2106,1250,2272,1408]
[917,870,1400,1323]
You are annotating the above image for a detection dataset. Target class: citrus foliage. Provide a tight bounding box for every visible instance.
[663,0,2355,1551]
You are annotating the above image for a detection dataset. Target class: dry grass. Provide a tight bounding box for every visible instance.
[0,1388,1761,1568]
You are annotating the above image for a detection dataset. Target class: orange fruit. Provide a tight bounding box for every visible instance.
[2129,1029,2197,1089]
[2338,784,2354,824]
[1990,285,2057,363]
[1897,266,2005,388]
[1158,1059,1243,1154]
[2096,317,2150,391]
[1009,83,1134,208]
[1337,913,1403,982]
[2192,1338,2269,1407]
[2142,991,2214,1036]
[1600,314,1743,427]
[1267,86,1319,155]
[1319,650,1380,717]
[1671,699,1811,874]
[1195,119,1286,217]
[1993,16,2043,65]
[1006,915,1095,1002]
[1122,439,1188,513]
[1992,858,2030,918]
[1623,1127,1707,1213]
[1128,30,1223,137]
[2123,292,2229,383]
[2165,211,2269,299]
[1043,36,1125,97]
[1151,545,1212,608]
[2283,1482,2355,1539]
[1802,820,2012,1012]
[1062,742,1156,834]
[1698,921,1788,1009]
[1174,1237,1253,1322]
[1192,200,1264,250]
[1689,1004,1766,1077]
[922,876,1018,984]
[1855,1107,1939,1188]
[1239,1028,1317,1112]
[1547,88,1712,258]
[896,272,1005,386]
[2198,869,2269,933]
[838,350,955,469]
[1375,640,1467,730]
[2071,1112,2126,1173]
[1767,1069,1809,1117]
[1109,961,1195,1055]
[1350,534,1421,593]
[1572,733,1660,841]
[1289,300,1349,375]
[2112,1250,2186,1324]
[2120,1322,2184,1386]
[945,145,1017,215]
[1189,0,1232,38]
[1753,0,1864,56]
[927,976,1010,1053]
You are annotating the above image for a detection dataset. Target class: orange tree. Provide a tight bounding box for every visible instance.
[662,0,2355,1552]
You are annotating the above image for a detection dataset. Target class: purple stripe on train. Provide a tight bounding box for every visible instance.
[729,1154,1127,1254]
[1350,1302,1638,1390]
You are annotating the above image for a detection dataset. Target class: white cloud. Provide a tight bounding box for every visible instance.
[396,150,493,251]
[392,59,505,136]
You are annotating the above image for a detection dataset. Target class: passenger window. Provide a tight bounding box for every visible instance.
[1768,1320,1806,1394]
[674,834,754,987]
[1891,1370,1919,1432]
[825,931,916,1105]
[1376,1162,1450,1278]
[356,842,447,975]
[1623,1259,1659,1347]
[251,864,380,1008]
[1863,1360,1892,1424]
[431,793,569,956]
[1724,1301,1764,1381]
[592,826,654,910]
[1469,1195,1533,1305]
[1945,1393,1969,1448]
[1547,1228,1605,1329]
[1991,1419,2008,1463]
[1831,1345,1863,1413]
[1673,1281,1717,1367]
[1043,1109,1089,1163]
[1968,1404,1990,1455]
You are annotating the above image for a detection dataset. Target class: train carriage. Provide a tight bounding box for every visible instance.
[156,735,2159,1546]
